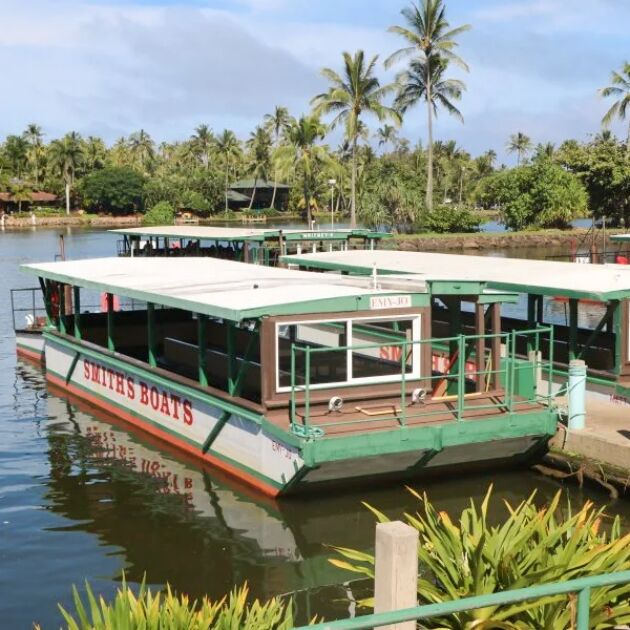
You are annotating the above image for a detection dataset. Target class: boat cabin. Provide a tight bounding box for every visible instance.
[282,249,630,401]
[111,226,389,265]
[21,257,557,495]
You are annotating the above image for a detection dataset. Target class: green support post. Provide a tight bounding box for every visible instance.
[576,586,591,630]
[106,293,115,351]
[569,298,579,361]
[227,322,237,395]
[198,314,208,387]
[290,344,297,427]
[73,286,81,339]
[147,303,157,368]
[59,284,66,334]
[457,335,465,421]
[527,294,536,353]
[304,345,311,426]
[400,340,407,426]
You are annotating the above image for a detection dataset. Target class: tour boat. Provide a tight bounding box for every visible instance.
[20,256,557,496]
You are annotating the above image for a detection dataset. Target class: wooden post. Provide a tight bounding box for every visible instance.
[374,521,419,630]
[475,302,485,393]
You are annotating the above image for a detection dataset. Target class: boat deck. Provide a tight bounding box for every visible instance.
[267,393,543,437]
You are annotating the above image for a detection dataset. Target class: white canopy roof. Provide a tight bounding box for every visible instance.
[282,249,630,301]
[21,257,428,321]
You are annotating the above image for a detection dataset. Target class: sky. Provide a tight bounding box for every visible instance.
[0,0,628,162]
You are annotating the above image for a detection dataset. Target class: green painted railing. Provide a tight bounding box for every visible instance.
[295,570,630,630]
[289,325,555,433]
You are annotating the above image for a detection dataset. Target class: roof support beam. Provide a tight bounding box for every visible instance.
[73,286,81,340]
[198,314,208,387]
[147,302,157,368]
[569,298,579,361]
[106,293,115,352]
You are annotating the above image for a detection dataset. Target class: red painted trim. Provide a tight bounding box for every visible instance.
[16,346,45,366]
[46,372,281,498]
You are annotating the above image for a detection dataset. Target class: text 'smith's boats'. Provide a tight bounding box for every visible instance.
[21,256,558,496]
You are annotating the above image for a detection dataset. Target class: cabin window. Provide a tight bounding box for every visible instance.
[275,315,421,392]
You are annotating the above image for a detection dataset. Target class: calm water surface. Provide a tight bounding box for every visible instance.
[1,227,629,628]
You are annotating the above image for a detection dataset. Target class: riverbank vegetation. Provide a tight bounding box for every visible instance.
[333,487,630,628]
[1,3,628,233]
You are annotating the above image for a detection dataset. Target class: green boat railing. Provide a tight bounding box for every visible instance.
[294,570,630,630]
[289,326,555,433]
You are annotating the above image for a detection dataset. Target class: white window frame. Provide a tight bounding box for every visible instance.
[275,314,422,393]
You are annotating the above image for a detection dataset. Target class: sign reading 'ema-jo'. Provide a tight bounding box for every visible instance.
[369,295,412,310]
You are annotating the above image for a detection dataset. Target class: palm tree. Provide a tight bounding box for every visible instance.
[48,132,84,215]
[245,127,272,210]
[600,61,630,152]
[23,124,44,186]
[507,132,532,166]
[3,135,29,178]
[534,142,555,161]
[263,106,291,210]
[312,50,398,227]
[386,0,471,212]
[128,129,155,173]
[110,137,130,167]
[9,179,32,215]
[279,116,328,226]
[83,136,107,172]
[191,124,214,169]
[216,130,242,214]
[376,124,399,152]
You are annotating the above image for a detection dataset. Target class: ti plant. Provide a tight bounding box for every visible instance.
[48,577,304,630]
[332,486,630,629]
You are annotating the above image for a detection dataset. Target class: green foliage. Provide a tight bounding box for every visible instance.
[54,578,302,630]
[143,201,174,226]
[79,167,145,215]
[424,204,480,233]
[475,159,587,230]
[333,487,630,629]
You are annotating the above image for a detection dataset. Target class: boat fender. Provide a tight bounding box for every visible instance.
[411,388,427,404]
[328,396,344,413]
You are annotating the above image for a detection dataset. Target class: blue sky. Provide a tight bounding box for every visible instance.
[0,0,628,162]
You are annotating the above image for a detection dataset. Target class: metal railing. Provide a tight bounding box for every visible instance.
[295,570,630,630]
[289,326,555,434]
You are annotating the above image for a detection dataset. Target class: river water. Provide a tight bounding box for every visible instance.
[1,227,628,628]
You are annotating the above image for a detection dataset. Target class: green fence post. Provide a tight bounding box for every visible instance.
[304,345,311,427]
[457,335,465,421]
[576,586,591,630]
[227,322,236,395]
[548,325,555,401]
[509,330,516,413]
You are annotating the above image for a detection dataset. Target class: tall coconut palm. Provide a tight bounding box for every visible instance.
[3,135,29,178]
[394,55,465,206]
[263,106,291,210]
[110,137,130,167]
[83,136,107,172]
[128,129,155,173]
[245,127,272,210]
[600,61,630,152]
[191,124,214,169]
[216,130,242,214]
[23,123,45,185]
[507,132,532,166]
[376,124,399,152]
[48,132,84,216]
[386,0,471,212]
[278,116,328,226]
[312,50,399,227]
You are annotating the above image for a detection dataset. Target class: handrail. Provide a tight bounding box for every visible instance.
[296,570,630,630]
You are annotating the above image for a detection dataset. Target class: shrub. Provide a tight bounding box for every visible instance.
[78,167,145,215]
[51,579,302,630]
[143,201,174,226]
[333,487,630,629]
[423,204,480,233]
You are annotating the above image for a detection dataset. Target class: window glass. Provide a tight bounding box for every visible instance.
[351,319,415,379]
[278,321,347,388]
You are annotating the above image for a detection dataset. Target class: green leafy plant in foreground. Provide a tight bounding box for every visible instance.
[332,487,630,629]
[50,578,303,630]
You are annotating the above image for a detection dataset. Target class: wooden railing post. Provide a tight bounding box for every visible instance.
[374,521,419,630]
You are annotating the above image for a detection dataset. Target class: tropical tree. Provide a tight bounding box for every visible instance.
[216,130,242,214]
[83,136,107,172]
[507,131,532,166]
[279,115,328,226]
[8,179,32,214]
[245,126,272,209]
[128,129,155,173]
[600,61,630,152]
[23,123,45,186]
[395,56,465,208]
[375,124,399,152]
[312,50,399,227]
[3,135,29,178]
[386,0,471,212]
[263,106,291,209]
[191,124,214,169]
[48,132,84,215]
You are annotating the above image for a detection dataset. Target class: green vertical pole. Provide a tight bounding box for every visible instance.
[73,286,81,339]
[457,335,465,421]
[227,322,236,395]
[400,340,407,426]
[198,314,208,386]
[304,345,311,427]
[569,298,579,361]
[290,344,296,427]
[107,293,115,351]
[527,294,536,353]
[509,330,517,412]
[147,303,157,368]
[42,279,52,325]
[576,586,591,630]
[59,284,66,334]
